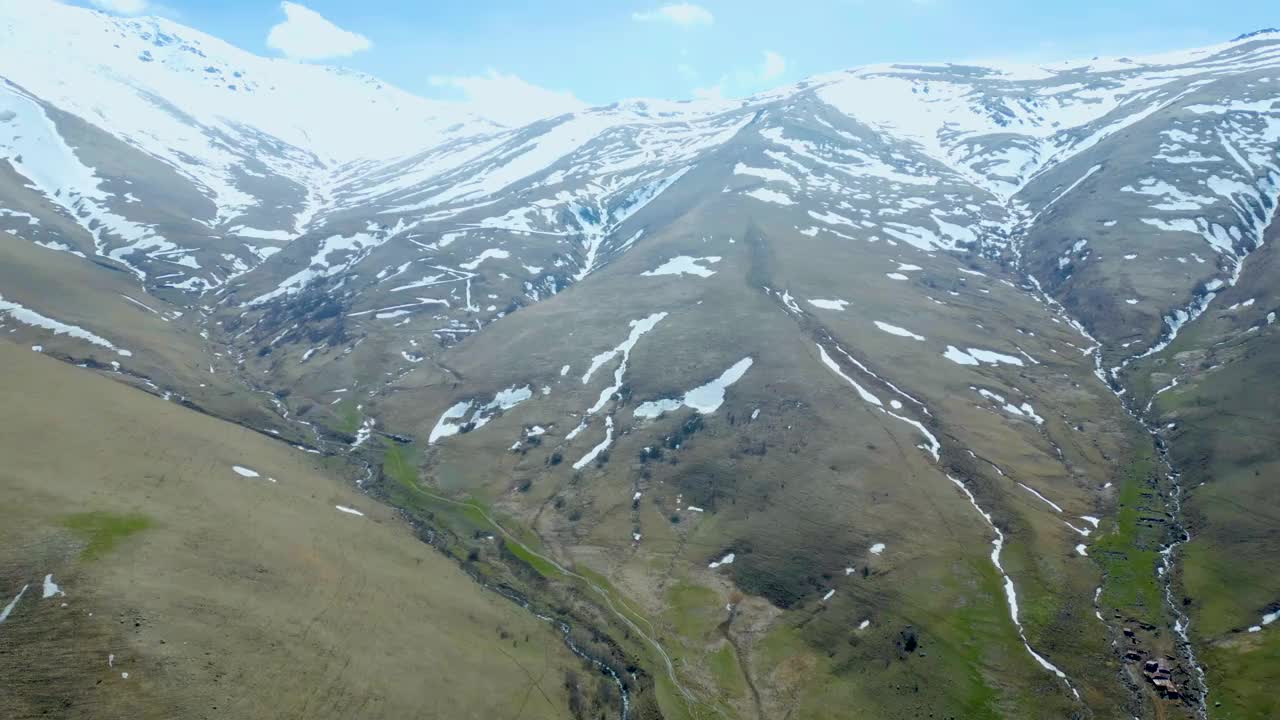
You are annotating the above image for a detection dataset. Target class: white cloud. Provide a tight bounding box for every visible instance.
[688,51,786,101]
[266,2,371,61]
[89,0,149,13]
[693,77,727,100]
[430,71,587,127]
[632,3,714,27]
[761,50,786,81]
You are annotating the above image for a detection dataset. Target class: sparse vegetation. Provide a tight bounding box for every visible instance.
[62,511,152,559]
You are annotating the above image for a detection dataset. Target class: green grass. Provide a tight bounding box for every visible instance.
[1200,632,1280,720]
[1090,442,1163,625]
[707,643,746,698]
[503,538,562,577]
[378,441,706,719]
[925,560,1008,720]
[750,556,1008,720]
[665,581,721,641]
[334,399,362,434]
[379,442,493,562]
[382,440,417,486]
[61,511,152,559]
[382,440,560,578]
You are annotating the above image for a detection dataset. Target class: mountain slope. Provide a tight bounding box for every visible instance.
[2,5,1279,718]
[0,342,602,720]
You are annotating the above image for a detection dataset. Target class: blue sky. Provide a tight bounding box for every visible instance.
[80,0,1278,108]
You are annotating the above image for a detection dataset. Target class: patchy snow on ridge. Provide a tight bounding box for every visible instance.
[634,357,753,418]
[743,188,795,206]
[808,298,849,311]
[708,552,736,569]
[641,255,721,278]
[427,385,534,445]
[459,248,511,270]
[943,346,1025,367]
[0,294,132,357]
[874,321,925,341]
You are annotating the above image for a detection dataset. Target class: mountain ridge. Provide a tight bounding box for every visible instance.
[2,6,1279,719]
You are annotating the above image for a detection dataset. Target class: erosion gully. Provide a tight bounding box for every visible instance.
[1026,274,1209,718]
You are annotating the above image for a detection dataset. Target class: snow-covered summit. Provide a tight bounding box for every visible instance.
[0,0,498,166]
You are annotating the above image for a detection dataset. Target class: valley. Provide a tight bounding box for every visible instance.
[1,3,1278,718]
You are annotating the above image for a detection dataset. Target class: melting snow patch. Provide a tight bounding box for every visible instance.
[858,619,871,630]
[641,256,721,278]
[734,162,800,188]
[744,188,795,206]
[0,294,132,356]
[822,589,835,602]
[808,298,849,311]
[41,574,63,599]
[335,505,365,517]
[885,272,909,281]
[634,358,753,418]
[572,416,614,470]
[232,466,260,478]
[429,401,474,444]
[351,418,376,448]
[428,386,534,444]
[459,248,510,271]
[0,585,28,623]
[943,346,1024,367]
[869,543,886,555]
[582,313,667,385]
[818,345,881,406]
[708,553,736,569]
[874,321,925,341]
[1075,544,1088,557]
[1018,483,1063,513]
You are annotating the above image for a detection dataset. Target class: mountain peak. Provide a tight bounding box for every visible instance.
[1232,27,1280,42]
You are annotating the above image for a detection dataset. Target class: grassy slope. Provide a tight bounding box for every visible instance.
[0,341,585,720]
[1143,339,1280,720]
[1121,219,1280,719]
[0,232,303,443]
[370,198,1137,719]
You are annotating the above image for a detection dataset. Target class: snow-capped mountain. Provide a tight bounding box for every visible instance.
[4,0,1276,314]
[2,6,1280,719]
[0,0,506,289]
